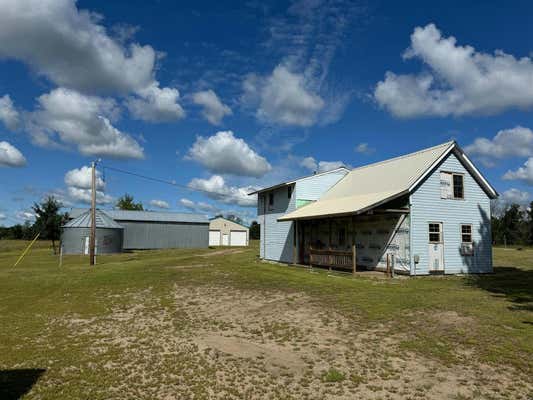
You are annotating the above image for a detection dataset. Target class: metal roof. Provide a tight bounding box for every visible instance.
[279,141,498,221]
[209,216,250,229]
[63,209,123,229]
[248,167,350,195]
[68,208,209,224]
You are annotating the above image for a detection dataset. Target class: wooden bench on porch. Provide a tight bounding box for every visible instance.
[309,247,355,273]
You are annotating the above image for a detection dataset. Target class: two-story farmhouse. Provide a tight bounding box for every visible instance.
[253,141,498,275]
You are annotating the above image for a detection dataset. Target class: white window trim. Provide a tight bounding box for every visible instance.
[451,172,465,200]
[428,222,443,244]
[460,224,473,244]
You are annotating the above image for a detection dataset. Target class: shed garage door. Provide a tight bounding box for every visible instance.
[209,230,221,246]
[230,230,247,246]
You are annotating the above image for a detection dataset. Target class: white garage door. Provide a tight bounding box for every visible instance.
[209,230,221,246]
[230,230,247,246]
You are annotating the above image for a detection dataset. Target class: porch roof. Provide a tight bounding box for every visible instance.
[278,189,401,221]
[279,141,498,221]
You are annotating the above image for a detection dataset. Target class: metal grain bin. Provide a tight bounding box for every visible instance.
[61,210,124,254]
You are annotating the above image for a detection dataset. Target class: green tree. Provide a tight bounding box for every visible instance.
[525,201,533,245]
[499,204,523,246]
[32,196,67,254]
[249,221,260,240]
[116,194,144,211]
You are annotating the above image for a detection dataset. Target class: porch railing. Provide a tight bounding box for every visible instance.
[309,247,353,270]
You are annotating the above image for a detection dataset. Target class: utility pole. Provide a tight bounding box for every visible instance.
[89,160,97,266]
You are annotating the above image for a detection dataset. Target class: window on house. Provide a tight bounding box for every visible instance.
[288,185,292,199]
[461,224,472,243]
[440,172,464,199]
[268,192,274,208]
[453,174,464,199]
[428,223,442,243]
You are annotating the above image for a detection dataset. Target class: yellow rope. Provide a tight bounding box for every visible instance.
[12,232,41,268]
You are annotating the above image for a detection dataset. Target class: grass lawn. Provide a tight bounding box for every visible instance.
[0,240,532,399]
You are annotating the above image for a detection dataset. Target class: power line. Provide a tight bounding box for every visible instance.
[100,164,251,199]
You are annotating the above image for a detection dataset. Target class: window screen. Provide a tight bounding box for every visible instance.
[428,223,441,243]
[461,224,472,243]
[288,185,292,199]
[268,192,274,207]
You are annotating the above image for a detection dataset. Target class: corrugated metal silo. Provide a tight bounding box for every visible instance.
[61,210,124,254]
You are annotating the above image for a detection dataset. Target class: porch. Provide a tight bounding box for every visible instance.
[292,208,411,275]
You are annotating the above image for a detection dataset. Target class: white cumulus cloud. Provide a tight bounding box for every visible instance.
[149,199,169,209]
[16,210,36,222]
[300,156,346,173]
[0,141,26,167]
[126,82,185,122]
[503,158,533,185]
[0,94,20,130]
[501,188,530,206]
[64,165,112,205]
[179,198,220,214]
[242,64,324,127]
[355,142,375,154]
[0,0,184,125]
[187,131,271,177]
[64,166,105,190]
[67,187,114,205]
[192,89,232,125]
[30,87,144,159]
[0,0,156,94]
[465,126,533,166]
[188,175,257,207]
[375,24,533,118]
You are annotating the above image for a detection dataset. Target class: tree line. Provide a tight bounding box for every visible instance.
[492,202,533,246]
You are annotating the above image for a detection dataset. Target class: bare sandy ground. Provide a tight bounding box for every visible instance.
[53,285,532,399]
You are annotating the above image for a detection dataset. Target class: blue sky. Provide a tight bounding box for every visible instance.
[1,0,533,226]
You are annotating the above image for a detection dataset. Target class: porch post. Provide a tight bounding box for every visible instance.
[309,221,313,270]
[293,220,298,265]
[352,216,356,275]
[328,219,332,272]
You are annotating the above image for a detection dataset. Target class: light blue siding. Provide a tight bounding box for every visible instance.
[259,184,295,263]
[296,170,349,201]
[258,169,348,263]
[410,153,492,275]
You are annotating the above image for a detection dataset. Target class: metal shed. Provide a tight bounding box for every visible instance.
[68,209,209,250]
[61,210,124,254]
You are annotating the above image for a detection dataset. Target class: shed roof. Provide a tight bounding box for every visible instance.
[68,209,209,224]
[209,216,249,229]
[279,141,498,221]
[248,167,350,195]
[63,209,123,229]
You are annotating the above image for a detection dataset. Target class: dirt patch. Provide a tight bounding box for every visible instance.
[201,249,246,257]
[50,286,532,400]
[165,263,212,269]
[431,310,475,327]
